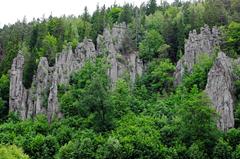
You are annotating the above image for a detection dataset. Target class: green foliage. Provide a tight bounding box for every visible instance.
[146,0,157,15]
[40,33,57,66]
[107,7,123,24]
[0,74,9,121]
[22,43,37,88]
[23,135,59,159]
[213,138,233,159]
[0,145,29,159]
[225,22,240,57]
[109,79,132,119]
[106,114,171,158]
[225,128,240,149]
[177,86,219,152]
[0,1,240,158]
[60,57,112,132]
[141,59,175,93]
[139,29,168,62]
[182,54,214,90]
[187,142,208,159]
[233,144,240,159]
[204,0,228,27]
[56,130,103,159]
[118,4,133,24]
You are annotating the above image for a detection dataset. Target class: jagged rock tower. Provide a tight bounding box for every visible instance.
[10,23,239,131]
[174,24,238,131]
[174,25,220,85]
[9,23,143,121]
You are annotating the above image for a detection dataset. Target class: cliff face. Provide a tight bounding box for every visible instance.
[205,52,235,131]
[97,23,143,84]
[174,25,220,85]
[174,25,238,131]
[10,24,239,131]
[9,24,143,121]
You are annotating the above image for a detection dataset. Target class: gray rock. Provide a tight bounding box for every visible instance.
[205,52,235,131]
[9,53,28,119]
[174,25,220,85]
[9,24,143,121]
[98,23,143,84]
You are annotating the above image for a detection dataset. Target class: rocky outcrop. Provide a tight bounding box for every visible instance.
[97,23,143,84]
[205,52,235,131]
[9,24,143,121]
[174,25,237,131]
[9,53,28,119]
[174,25,220,85]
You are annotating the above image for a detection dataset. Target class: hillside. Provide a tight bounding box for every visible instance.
[1,0,240,158]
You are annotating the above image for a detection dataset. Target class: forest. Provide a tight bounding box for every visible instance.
[0,0,240,158]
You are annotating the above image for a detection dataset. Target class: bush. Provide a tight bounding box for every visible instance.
[182,54,214,90]
[106,114,171,158]
[0,145,29,159]
[213,138,233,159]
[141,59,175,93]
[139,29,169,62]
[23,135,59,159]
[57,130,104,159]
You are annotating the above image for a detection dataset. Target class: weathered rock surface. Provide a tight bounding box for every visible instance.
[174,25,237,131]
[98,23,143,84]
[205,52,235,131]
[9,24,143,121]
[174,25,220,85]
[9,53,28,119]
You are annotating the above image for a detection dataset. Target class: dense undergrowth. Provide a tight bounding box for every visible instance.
[1,0,240,158]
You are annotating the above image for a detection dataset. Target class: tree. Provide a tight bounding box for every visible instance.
[146,0,157,15]
[23,135,59,159]
[107,7,123,24]
[178,86,219,154]
[139,29,169,62]
[40,33,57,66]
[91,5,106,43]
[109,79,132,119]
[60,57,112,131]
[182,54,214,91]
[0,145,29,159]
[56,130,103,159]
[82,6,91,22]
[231,0,240,22]
[104,114,172,158]
[118,4,133,24]
[213,138,233,159]
[187,142,208,159]
[141,59,175,93]
[225,22,240,57]
[0,74,9,121]
[22,43,37,88]
[204,0,228,27]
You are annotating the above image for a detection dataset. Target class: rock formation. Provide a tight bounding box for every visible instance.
[9,24,143,121]
[205,52,235,131]
[9,53,28,119]
[174,25,237,131]
[174,25,220,85]
[97,23,143,84]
